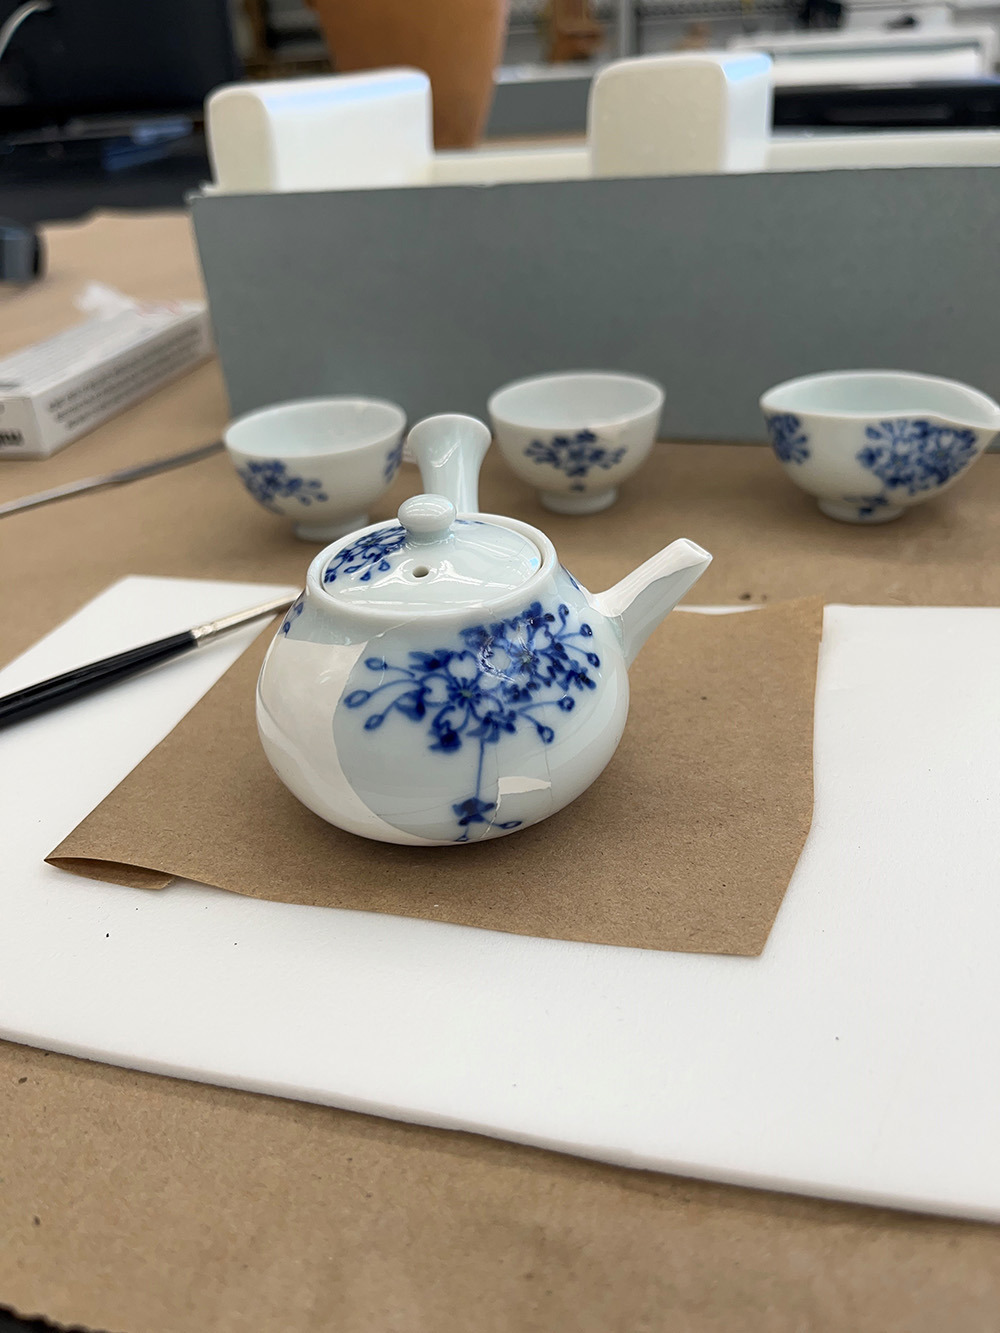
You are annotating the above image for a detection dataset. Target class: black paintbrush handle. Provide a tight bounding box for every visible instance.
[0,631,197,728]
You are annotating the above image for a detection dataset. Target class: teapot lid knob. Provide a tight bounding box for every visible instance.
[398,493,456,545]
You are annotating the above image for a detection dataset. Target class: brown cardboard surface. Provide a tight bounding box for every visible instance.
[3,213,1000,1333]
[3,1037,1000,1333]
[48,598,821,955]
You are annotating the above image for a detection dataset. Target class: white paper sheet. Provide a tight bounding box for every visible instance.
[2,578,999,1220]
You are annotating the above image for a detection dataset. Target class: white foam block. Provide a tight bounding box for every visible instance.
[2,581,1000,1220]
[589,52,772,178]
[207,69,433,194]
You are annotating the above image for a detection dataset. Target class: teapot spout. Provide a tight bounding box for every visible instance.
[592,539,712,666]
[406,414,492,513]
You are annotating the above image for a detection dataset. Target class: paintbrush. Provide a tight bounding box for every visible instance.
[0,594,293,728]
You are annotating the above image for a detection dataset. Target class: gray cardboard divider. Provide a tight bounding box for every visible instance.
[191,166,1000,441]
[486,71,592,136]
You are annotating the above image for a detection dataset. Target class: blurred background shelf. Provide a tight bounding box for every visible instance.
[238,0,1000,72]
[1,0,998,224]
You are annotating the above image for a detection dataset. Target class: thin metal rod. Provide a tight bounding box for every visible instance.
[0,439,224,518]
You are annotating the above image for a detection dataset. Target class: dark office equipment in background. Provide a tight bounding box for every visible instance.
[773,77,1000,128]
[795,0,844,29]
[0,0,238,224]
[0,0,239,129]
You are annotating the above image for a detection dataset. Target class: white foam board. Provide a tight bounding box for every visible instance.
[2,578,999,1221]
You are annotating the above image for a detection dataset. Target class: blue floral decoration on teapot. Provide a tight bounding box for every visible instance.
[280,598,305,635]
[343,601,600,840]
[323,525,408,584]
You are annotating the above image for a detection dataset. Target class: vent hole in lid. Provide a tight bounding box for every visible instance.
[412,566,430,579]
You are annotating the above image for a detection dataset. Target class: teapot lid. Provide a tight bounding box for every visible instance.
[318,494,543,611]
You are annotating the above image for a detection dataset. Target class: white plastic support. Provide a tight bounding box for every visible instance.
[587,52,773,178]
[203,53,1000,195]
[430,145,590,185]
[206,68,433,194]
[768,129,1000,171]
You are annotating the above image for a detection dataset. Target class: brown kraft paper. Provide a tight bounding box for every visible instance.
[48,599,822,956]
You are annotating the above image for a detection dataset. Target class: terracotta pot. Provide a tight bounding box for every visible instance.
[309,0,509,149]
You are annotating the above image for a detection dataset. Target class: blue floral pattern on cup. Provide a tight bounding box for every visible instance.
[765,414,810,465]
[384,439,404,483]
[524,430,626,492]
[842,495,891,520]
[236,460,328,512]
[343,601,600,841]
[323,525,408,584]
[857,420,978,495]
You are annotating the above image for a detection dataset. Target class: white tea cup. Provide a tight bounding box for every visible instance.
[761,370,1000,523]
[488,371,664,515]
[225,396,407,542]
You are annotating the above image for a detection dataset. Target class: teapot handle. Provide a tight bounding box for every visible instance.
[406,414,491,513]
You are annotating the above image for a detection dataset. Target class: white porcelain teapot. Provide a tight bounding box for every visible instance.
[257,415,712,846]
